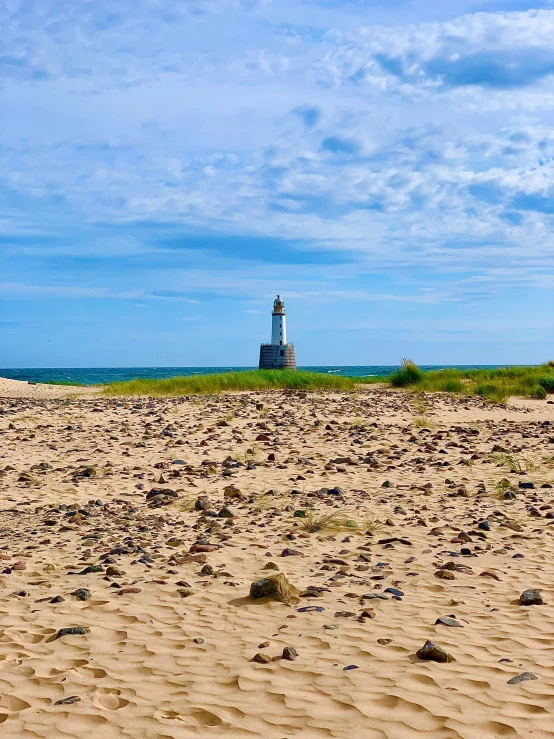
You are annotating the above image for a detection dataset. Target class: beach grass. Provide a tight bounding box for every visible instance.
[42,380,86,387]
[296,510,359,534]
[101,362,554,402]
[103,369,358,396]
[359,359,554,403]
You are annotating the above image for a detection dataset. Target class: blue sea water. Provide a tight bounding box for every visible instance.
[0,366,505,386]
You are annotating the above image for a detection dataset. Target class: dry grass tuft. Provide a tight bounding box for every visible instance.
[492,452,523,473]
[414,415,436,429]
[363,516,385,534]
[297,510,358,534]
[489,478,516,500]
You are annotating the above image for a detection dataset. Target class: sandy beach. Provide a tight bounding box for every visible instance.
[0,377,98,400]
[0,381,553,738]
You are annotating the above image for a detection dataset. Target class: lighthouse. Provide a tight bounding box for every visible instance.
[258,295,297,369]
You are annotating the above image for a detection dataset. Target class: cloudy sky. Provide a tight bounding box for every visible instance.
[2,0,553,367]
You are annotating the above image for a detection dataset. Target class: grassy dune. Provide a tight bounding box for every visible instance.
[102,363,554,403]
[103,369,361,396]
[386,360,554,403]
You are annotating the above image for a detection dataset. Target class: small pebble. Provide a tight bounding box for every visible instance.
[55,696,81,705]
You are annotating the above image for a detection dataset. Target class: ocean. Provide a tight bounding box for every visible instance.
[0,366,505,386]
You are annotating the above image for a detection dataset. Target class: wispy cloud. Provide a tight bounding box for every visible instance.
[0,282,144,299]
[2,1,554,364]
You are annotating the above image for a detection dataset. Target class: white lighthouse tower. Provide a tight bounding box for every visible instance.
[271,295,287,345]
[259,295,297,369]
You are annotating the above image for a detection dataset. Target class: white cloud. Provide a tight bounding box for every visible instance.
[2,1,554,296]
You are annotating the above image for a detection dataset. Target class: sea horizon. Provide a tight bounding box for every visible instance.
[1,364,517,386]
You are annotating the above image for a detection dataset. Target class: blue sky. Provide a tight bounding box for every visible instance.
[1,0,553,367]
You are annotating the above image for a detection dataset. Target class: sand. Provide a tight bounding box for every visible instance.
[0,381,553,738]
[0,377,97,399]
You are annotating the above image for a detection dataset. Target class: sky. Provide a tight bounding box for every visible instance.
[1,0,554,368]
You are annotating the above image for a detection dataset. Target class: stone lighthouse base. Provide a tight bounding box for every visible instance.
[258,344,296,370]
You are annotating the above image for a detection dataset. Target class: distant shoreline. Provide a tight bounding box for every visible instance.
[1,363,553,403]
[1,363,551,405]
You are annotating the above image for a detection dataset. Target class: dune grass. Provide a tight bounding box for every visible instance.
[43,380,86,387]
[367,359,554,403]
[103,369,357,396]
[102,362,554,403]
[389,358,425,387]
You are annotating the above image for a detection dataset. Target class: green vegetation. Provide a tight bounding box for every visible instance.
[492,451,537,474]
[101,361,554,403]
[490,478,515,501]
[414,415,436,429]
[390,359,425,387]
[539,376,554,393]
[103,369,357,396]
[370,360,554,404]
[43,380,86,386]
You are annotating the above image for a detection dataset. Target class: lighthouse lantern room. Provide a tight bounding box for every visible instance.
[259,295,297,369]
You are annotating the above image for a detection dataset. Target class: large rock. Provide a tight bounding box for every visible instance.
[74,466,97,478]
[224,485,243,500]
[71,588,91,601]
[18,471,38,484]
[250,573,298,604]
[520,589,544,606]
[282,646,298,661]
[416,640,452,663]
[435,616,462,628]
[146,487,178,500]
[252,652,272,663]
[435,569,456,580]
